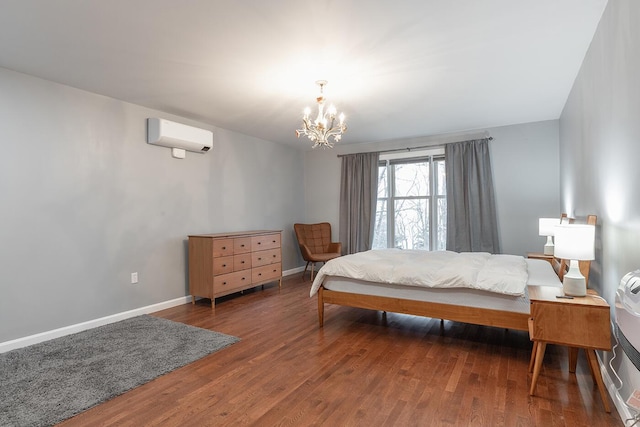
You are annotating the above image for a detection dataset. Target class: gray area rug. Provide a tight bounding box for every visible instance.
[0,315,239,427]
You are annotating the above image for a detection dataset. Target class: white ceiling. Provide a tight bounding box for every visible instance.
[0,0,607,148]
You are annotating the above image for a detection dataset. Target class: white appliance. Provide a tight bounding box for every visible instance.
[615,270,640,372]
[147,118,213,159]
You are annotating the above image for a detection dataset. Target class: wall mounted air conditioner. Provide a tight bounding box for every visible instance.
[614,270,640,415]
[616,270,640,373]
[147,118,213,159]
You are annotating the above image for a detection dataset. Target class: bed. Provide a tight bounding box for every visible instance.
[310,249,562,331]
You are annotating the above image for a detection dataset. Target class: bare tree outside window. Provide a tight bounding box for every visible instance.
[373,156,446,250]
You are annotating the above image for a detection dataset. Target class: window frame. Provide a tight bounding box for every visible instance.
[375,153,446,250]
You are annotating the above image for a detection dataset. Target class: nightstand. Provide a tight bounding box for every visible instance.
[528,285,612,412]
[526,252,555,265]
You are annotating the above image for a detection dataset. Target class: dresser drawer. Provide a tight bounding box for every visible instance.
[252,248,281,267]
[214,270,251,296]
[252,263,281,283]
[213,256,234,275]
[234,237,252,254]
[212,239,234,257]
[233,253,252,271]
[251,233,281,251]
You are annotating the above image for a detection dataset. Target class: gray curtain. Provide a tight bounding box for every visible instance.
[445,138,500,253]
[339,152,380,254]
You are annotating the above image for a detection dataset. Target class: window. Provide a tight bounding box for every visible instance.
[372,155,446,250]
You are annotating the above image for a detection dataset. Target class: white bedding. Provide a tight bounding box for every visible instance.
[310,249,529,297]
[319,259,561,315]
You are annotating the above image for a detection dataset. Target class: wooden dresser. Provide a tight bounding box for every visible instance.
[188,230,282,309]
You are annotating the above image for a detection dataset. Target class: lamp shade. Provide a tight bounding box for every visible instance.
[554,224,595,261]
[539,218,560,236]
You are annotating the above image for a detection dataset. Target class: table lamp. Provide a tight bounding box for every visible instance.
[538,218,561,255]
[553,224,595,296]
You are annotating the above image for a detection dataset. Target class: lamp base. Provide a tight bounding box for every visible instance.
[563,275,587,296]
[563,259,587,296]
[543,236,554,255]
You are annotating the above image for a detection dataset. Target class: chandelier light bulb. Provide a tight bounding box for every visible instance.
[296,80,347,149]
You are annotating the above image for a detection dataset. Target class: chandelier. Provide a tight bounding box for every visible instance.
[296,80,347,148]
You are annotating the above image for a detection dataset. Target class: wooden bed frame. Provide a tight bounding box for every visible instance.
[317,285,531,331]
[316,215,595,332]
[316,257,592,332]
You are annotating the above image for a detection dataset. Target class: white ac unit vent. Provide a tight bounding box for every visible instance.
[147,118,213,159]
[616,270,640,372]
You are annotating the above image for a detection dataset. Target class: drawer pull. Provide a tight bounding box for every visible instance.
[241,261,245,264]
[258,273,262,276]
[273,255,276,258]
[242,277,246,280]
[222,264,227,267]
[272,240,276,243]
[258,242,261,245]
[222,246,226,250]
[223,281,227,285]
[258,257,262,261]
[241,244,245,247]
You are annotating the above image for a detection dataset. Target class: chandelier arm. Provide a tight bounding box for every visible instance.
[297,80,346,148]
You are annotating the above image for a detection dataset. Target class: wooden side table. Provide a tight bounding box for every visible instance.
[528,285,612,412]
[527,252,555,265]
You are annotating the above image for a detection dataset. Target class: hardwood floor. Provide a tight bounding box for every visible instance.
[59,275,622,426]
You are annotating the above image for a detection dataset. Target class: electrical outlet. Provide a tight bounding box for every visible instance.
[131,272,139,284]
[628,389,640,411]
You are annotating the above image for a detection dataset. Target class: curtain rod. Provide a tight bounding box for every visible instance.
[336,136,493,158]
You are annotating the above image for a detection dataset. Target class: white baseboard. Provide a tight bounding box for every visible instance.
[1,267,308,354]
[283,266,305,276]
[0,296,191,354]
[600,354,636,423]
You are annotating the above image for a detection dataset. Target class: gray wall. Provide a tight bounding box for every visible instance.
[304,120,560,257]
[0,67,305,343]
[559,0,640,408]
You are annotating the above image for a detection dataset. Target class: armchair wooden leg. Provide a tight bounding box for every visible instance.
[302,261,310,280]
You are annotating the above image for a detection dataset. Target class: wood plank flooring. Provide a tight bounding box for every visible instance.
[59,275,622,426]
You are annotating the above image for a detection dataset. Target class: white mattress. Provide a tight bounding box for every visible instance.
[321,258,561,315]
